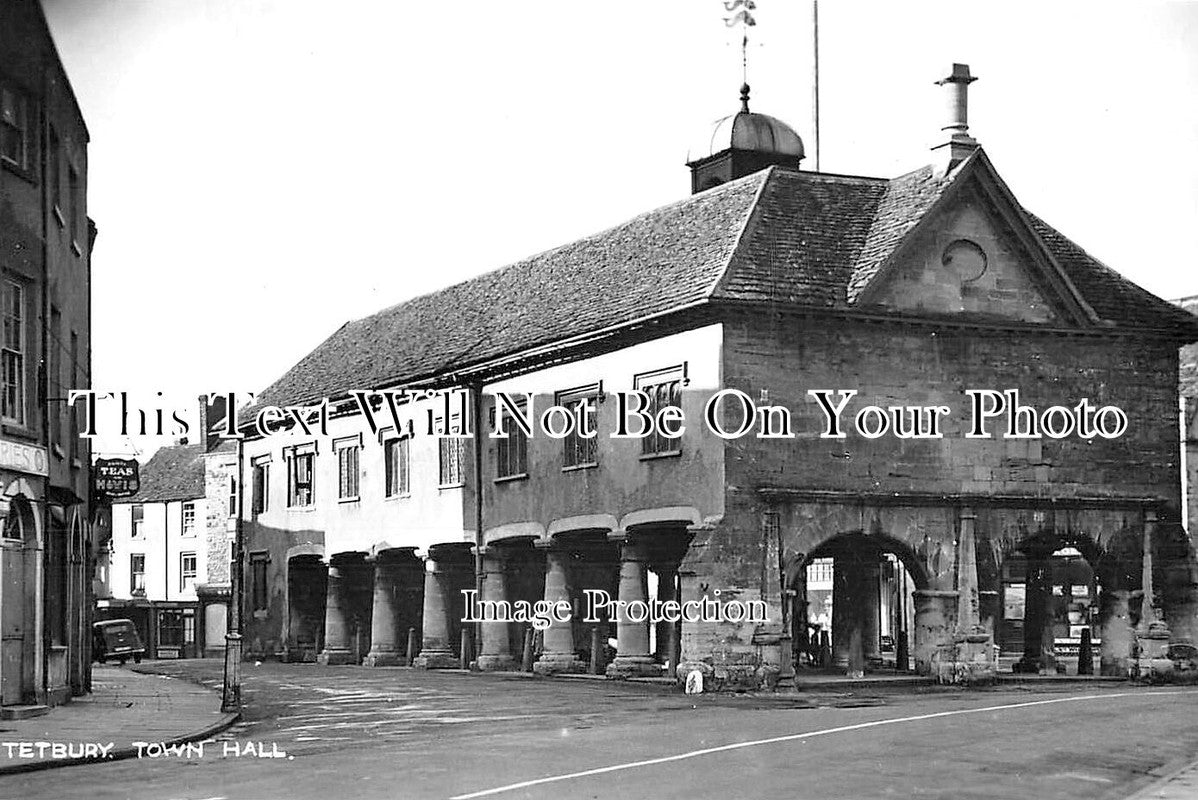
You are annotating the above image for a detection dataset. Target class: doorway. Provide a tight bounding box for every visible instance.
[1,496,35,705]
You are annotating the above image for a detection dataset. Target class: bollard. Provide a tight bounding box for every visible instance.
[460,627,473,670]
[521,626,535,672]
[1077,628,1094,675]
[590,627,603,675]
[896,629,910,672]
[819,631,832,669]
[405,627,418,666]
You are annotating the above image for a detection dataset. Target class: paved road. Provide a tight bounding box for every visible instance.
[2,661,1196,800]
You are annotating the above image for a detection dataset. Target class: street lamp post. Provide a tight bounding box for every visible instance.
[221,437,244,712]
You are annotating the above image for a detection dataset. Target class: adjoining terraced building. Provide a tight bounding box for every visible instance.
[0,0,96,710]
[235,66,1198,688]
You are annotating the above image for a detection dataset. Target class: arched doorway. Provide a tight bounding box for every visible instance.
[1,495,37,704]
[788,532,929,676]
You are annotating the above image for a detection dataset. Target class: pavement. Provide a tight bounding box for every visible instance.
[1128,760,1198,800]
[2,658,1197,800]
[0,664,238,775]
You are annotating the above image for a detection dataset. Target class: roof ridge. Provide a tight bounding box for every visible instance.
[845,159,957,303]
[704,166,778,298]
[768,166,889,185]
[352,170,773,325]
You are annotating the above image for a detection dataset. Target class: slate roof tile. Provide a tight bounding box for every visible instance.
[847,164,959,301]
[255,170,769,409]
[122,444,206,504]
[1027,215,1198,333]
[252,154,1198,411]
[714,170,887,306]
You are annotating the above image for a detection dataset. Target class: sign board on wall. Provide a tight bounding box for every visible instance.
[94,458,139,498]
[0,439,49,476]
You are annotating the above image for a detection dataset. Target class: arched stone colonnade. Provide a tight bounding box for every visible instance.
[279,507,701,677]
[679,493,1198,687]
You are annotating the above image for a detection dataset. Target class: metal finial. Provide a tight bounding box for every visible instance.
[740,82,751,113]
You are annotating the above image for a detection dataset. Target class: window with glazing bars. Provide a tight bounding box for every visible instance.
[557,386,599,469]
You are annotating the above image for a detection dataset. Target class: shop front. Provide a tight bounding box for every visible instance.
[96,598,200,660]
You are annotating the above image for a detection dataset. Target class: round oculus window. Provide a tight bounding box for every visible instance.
[942,239,988,283]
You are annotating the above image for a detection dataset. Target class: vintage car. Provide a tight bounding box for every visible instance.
[92,619,146,665]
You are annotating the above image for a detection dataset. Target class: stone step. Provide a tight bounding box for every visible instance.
[0,704,50,720]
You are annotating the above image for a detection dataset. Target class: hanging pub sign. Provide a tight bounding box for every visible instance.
[94,458,139,498]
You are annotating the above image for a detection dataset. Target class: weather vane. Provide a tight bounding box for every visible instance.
[718,0,757,85]
[723,0,757,85]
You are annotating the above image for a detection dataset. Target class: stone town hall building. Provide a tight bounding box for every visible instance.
[237,66,1198,688]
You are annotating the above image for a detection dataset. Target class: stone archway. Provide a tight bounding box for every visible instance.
[1006,529,1111,676]
[788,531,932,676]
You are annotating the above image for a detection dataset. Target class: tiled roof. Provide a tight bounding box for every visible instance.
[712,170,887,306]
[846,164,957,301]
[255,171,769,408]
[1028,218,1198,333]
[253,152,1198,410]
[122,444,205,504]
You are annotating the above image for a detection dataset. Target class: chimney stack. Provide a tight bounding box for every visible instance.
[198,394,227,453]
[931,63,979,175]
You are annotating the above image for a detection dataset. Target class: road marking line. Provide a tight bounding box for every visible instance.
[1050,772,1114,783]
[450,689,1198,799]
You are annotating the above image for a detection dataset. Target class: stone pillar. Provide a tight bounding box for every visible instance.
[674,522,718,684]
[476,548,518,672]
[1015,548,1055,674]
[957,509,980,632]
[863,559,882,664]
[606,533,658,678]
[654,564,678,666]
[832,554,868,673]
[944,507,995,682]
[363,554,403,667]
[912,589,955,676]
[318,560,354,666]
[1136,510,1173,678]
[413,555,458,670]
[1099,588,1133,676]
[535,544,585,675]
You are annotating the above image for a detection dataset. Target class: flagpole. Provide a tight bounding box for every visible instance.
[812,0,820,171]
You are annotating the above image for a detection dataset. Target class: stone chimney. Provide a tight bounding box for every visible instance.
[931,63,979,175]
[198,394,227,453]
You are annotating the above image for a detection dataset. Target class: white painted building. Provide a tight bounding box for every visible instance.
[97,429,236,659]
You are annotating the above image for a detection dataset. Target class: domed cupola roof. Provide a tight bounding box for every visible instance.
[686,84,805,194]
[689,84,805,163]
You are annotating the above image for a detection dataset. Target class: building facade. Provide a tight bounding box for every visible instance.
[237,66,1198,688]
[97,417,234,660]
[1178,296,1197,538]
[0,0,94,709]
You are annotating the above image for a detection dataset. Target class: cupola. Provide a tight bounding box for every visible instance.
[686,83,805,194]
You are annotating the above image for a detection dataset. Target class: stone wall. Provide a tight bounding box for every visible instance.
[677,309,1188,686]
[203,450,238,586]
